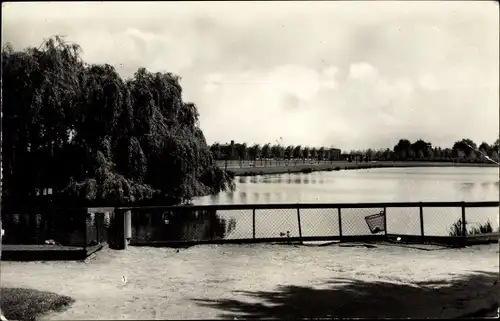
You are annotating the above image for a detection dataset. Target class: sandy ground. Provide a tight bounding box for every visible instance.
[1,243,499,319]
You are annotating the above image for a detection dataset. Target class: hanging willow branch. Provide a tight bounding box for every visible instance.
[2,36,234,207]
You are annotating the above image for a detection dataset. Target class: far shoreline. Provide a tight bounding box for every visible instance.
[226,161,498,177]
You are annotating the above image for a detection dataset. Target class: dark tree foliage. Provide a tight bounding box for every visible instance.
[2,37,234,207]
[393,139,412,160]
[452,138,477,158]
[209,136,498,164]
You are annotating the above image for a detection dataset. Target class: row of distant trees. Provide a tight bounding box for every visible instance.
[209,138,499,164]
[388,138,499,163]
[209,142,340,164]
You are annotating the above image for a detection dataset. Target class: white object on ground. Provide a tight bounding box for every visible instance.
[397,237,402,241]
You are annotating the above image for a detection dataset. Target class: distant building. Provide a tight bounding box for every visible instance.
[341,153,361,162]
[329,148,341,161]
[341,153,350,161]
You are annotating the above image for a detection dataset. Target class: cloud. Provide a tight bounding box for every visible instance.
[2,1,498,150]
[348,62,378,80]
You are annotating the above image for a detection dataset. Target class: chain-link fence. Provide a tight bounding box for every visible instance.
[1,207,109,249]
[454,206,499,237]
[128,201,499,246]
[2,202,498,248]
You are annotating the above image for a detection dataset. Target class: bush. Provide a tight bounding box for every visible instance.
[449,218,494,236]
[1,287,74,321]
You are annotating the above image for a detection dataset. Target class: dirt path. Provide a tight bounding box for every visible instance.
[1,243,498,319]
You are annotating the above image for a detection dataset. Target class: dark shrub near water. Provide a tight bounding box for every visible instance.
[449,218,494,237]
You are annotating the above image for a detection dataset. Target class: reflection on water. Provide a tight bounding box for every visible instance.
[193,167,499,236]
[459,182,475,191]
[132,209,232,243]
[3,168,498,245]
[196,167,499,205]
[481,182,490,188]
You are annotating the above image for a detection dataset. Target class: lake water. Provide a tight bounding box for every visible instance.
[3,167,499,246]
[191,167,499,238]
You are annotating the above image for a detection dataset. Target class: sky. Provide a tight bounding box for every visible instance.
[2,1,499,151]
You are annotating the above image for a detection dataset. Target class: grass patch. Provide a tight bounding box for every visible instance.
[449,219,494,237]
[1,287,75,321]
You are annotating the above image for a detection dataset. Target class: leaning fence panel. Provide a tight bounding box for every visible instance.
[341,207,385,236]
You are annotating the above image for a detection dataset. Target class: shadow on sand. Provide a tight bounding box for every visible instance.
[193,271,498,319]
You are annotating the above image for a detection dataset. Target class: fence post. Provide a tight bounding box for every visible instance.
[112,208,128,250]
[135,210,141,242]
[383,207,388,236]
[252,209,256,239]
[461,203,467,238]
[96,212,101,245]
[83,208,89,251]
[297,208,303,244]
[1,216,3,262]
[124,210,132,246]
[419,203,424,237]
[338,208,343,238]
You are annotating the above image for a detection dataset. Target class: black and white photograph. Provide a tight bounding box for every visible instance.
[1,1,499,319]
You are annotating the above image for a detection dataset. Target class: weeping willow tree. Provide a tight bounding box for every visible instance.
[2,36,234,207]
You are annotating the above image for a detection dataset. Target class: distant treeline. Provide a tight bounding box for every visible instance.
[209,138,499,163]
[209,142,340,163]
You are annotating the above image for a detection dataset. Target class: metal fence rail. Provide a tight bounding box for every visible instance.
[1,201,498,249]
[125,201,499,247]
